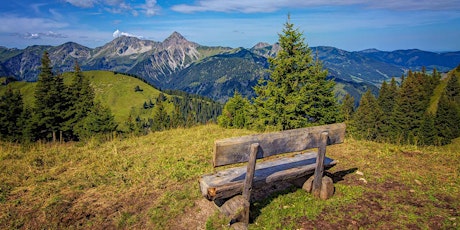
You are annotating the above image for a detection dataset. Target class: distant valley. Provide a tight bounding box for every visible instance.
[1,31,459,102]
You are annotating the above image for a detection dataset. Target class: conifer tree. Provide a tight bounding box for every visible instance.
[152,100,169,131]
[391,71,431,144]
[253,16,341,131]
[435,93,459,145]
[75,102,118,140]
[350,90,383,140]
[0,86,24,141]
[170,105,185,128]
[340,93,355,122]
[444,71,460,105]
[33,51,68,141]
[377,78,398,141]
[419,113,436,146]
[218,91,251,128]
[63,61,95,140]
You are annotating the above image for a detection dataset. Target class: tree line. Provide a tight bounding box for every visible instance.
[0,51,224,143]
[346,66,460,146]
[217,17,460,146]
[126,91,222,135]
[0,51,117,142]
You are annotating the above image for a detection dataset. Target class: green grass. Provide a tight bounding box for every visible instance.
[1,71,174,130]
[0,125,459,229]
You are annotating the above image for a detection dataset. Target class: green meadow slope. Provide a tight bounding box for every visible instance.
[0,125,459,229]
[428,67,460,114]
[1,71,172,129]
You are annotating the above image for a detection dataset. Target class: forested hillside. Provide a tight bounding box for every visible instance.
[0,53,222,142]
[348,66,460,146]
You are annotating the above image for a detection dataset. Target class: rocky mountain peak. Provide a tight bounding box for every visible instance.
[252,42,271,49]
[162,31,195,47]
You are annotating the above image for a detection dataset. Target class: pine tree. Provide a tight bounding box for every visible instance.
[218,91,251,128]
[419,113,436,146]
[253,16,341,131]
[152,100,169,131]
[350,90,383,141]
[75,102,118,140]
[340,93,355,122]
[391,71,432,144]
[63,61,95,140]
[444,71,460,105]
[377,78,398,141]
[0,86,24,141]
[435,93,459,145]
[33,51,67,141]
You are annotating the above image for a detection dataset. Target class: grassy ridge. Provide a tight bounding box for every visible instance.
[1,125,459,229]
[1,71,172,129]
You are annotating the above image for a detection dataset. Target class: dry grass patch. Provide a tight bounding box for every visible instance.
[1,126,459,229]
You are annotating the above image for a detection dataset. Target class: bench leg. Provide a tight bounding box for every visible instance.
[241,143,259,225]
[312,132,328,198]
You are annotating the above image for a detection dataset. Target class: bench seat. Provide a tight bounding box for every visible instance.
[200,152,337,201]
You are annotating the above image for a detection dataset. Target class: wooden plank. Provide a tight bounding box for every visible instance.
[312,132,328,197]
[213,123,345,167]
[242,143,259,201]
[200,152,336,200]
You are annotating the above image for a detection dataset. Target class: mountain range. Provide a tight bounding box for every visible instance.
[1,31,459,102]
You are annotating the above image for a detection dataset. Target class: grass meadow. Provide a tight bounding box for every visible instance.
[0,124,459,229]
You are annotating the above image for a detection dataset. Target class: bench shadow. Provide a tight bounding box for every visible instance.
[248,167,358,223]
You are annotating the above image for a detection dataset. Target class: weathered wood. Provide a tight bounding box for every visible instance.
[200,152,337,200]
[312,132,328,197]
[219,195,250,229]
[242,143,259,201]
[213,123,345,167]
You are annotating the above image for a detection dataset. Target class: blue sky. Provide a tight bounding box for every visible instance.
[1,0,459,51]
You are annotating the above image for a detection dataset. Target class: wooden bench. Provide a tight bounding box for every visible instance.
[199,123,346,227]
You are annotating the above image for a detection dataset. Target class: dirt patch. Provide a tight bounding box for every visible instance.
[171,198,218,230]
[297,179,459,229]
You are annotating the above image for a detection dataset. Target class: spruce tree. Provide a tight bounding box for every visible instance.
[253,16,341,131]
[419,113,436,146]
[152,100,169,131]
[377,79,398,141]
[64,61,95,140]
[218,91,251,128]
[75,102,118,140]
[350,90,383,140]
[340,93,355,122]
[0,86,24,141]
[33,51,57,141]
[391,71,431,144]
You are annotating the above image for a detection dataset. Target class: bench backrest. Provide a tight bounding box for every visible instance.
[213,123,346,167]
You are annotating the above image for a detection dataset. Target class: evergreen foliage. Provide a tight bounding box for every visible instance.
[348,68,459,146]
[340,93,355,122]
[0,86,24,141]
[218,91,251,128]
[63,61,95,140]
[350,90,383,140]
[377,78,398,141]
[33,51,69,141]
[74,102,118,140]
[252,16,341,131]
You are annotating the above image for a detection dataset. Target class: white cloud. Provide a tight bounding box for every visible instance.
[16,31,68,40]
[0,15,68,33]
[113,29,143,39]
[65,0,98,8]
[171,0,460,13]
[65,0,160,16]
[23,33,40,39]
[143,0,160,16]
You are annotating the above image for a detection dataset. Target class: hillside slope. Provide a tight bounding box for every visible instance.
[1,71,175,128]
[0,125,458,229]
